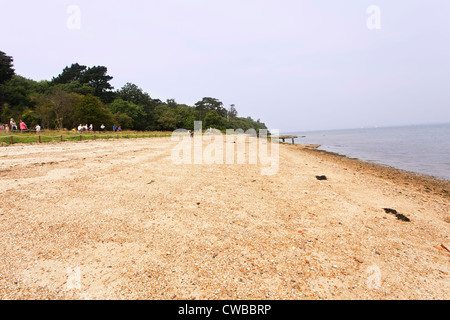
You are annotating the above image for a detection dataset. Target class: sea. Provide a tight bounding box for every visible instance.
[288,123,450,181]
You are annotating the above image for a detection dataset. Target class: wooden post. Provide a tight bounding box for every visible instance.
[79,135,82,141]
[94,135,96,140]
[60,135,63,142]
[10,136,13,145]
[38,135,41,143]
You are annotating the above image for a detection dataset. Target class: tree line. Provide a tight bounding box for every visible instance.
[0,51,267,132]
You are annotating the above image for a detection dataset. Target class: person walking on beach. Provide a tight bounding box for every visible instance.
[19,120,27,133]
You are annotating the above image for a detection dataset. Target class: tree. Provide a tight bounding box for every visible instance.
[195,97,227,120]
[117,83,151,106]
[51,63,87,84]
[50,81,94,96]
[108,98,146,129]
[1,75,36,117]
[175,104,199,130]
[73,94,113,129]
[113,113,133,130]
[117,82,158,130]
[204,110,227,130]
[228,104,238,119]
[0,51,15,111]
[52,64,115,102]
[80,66,115,103]
[48,89,82,130]
[32,94,54,129]
[0,51,15,85]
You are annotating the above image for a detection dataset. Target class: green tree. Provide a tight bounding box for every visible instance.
[113,113,133,130]
[80,66,115,103]
[204,110,227,130]
[0,51,15,85]
[108,98,146,129]
[1,75,37,118]
[48,89,82,130]
[52,64,115,102]
[49,81,95,96]
[73,94,113,129]
[51,63,87,84]
[117,82,159,130]
[175,104,199,130]
[32,94,54,129]
[195,97,227,120]
[21,109,41,128]
[156,108,178,131]
[228,104,238,119]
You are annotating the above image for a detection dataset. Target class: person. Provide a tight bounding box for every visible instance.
[117,126,122,132]
[0,123,3,131]
[35,124,41,132]
[89,124,93,131]
[10,118,17,131]
[100,124,105,131]
[5,124,10,133]
[77,124,83,133]
[113,125,116,132]
[19,120,27,133]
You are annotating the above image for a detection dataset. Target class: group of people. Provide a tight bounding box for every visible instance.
[74,124,123,133]
[77,124,94,133]
[0,118,33,133]
[1,119,124,134]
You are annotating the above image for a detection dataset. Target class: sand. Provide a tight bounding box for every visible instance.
[0,137,448,300]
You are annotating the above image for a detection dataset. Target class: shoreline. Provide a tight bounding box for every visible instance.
[292,144,449,199]
[0,138,449,299]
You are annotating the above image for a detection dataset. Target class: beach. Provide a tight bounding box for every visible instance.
[0,137,448,300]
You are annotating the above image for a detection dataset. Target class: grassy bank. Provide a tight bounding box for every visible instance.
[0,130,173,146]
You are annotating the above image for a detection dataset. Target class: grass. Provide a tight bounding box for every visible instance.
[0,130,174,146]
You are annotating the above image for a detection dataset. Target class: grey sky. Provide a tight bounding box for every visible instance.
[1,0,449,132]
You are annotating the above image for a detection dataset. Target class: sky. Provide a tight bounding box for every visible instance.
[1,0,450,132]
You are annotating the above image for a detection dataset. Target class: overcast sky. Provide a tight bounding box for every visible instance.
[1,0,449,132]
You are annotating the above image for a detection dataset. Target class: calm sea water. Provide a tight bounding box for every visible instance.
[289,123,450,181]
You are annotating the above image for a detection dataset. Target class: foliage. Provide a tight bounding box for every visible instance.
[195,97,228,120]
[108,98,146,130]
[0,54,268,132]
[0,51,15,85]
[204,110,227,130]
[72,94,113,129]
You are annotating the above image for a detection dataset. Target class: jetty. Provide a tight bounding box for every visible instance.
[278,135,298,144]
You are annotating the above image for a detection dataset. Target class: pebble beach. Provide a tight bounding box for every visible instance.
[0,137,448,300]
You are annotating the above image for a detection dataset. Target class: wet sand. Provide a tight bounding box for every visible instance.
[0,137,448,299]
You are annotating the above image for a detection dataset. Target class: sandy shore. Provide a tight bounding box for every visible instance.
[0,137,448,300]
